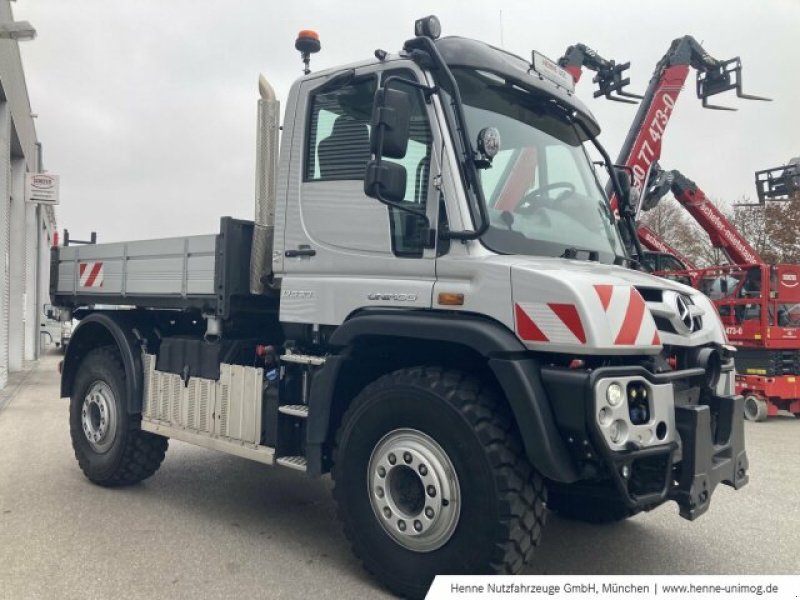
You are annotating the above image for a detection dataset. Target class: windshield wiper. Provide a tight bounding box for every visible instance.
[561,247,600,261]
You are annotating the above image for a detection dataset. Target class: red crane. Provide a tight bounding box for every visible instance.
[559,41,800,422]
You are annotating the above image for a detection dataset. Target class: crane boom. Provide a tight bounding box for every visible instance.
[636,224,698,270]
[612,35,769,204]
[669,170,764,265]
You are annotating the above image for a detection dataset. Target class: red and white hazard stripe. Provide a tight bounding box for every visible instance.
[514,302,586,344]
[594,284,660,346]
[79,262,104,288]
[514,285,661,347]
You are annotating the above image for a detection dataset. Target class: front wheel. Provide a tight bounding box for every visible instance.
[332,367,545,599]
[70,346,168,486]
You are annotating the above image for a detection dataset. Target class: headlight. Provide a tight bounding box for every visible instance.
[607,382,624,407]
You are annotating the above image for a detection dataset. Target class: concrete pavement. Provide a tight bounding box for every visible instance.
[1,350,798,599]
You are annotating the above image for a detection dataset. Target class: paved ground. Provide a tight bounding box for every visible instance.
[1,350,799,599]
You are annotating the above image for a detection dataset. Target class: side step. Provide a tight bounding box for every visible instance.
[278,404,309,418]
[276,456,308,472]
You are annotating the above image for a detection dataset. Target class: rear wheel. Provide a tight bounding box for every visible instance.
[70,346,168,486]
[743,394,768,422]
[332,367,546,599]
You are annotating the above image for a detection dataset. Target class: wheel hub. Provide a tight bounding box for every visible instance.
[367,429,460,553]
[81,381,117,453]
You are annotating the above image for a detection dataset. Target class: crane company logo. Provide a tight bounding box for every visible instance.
[781,273,798,288]
[25,172,60,205]
[367,293,418,302]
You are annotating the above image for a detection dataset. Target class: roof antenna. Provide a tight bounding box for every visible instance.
[295,30,321,75]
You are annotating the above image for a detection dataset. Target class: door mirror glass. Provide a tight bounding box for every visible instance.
[369,87,411,159]
[364,161,407,204]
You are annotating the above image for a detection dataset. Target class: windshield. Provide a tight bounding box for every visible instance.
[451,68,624,263]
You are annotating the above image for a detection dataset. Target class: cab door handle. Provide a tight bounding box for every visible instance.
[285,246,316,258]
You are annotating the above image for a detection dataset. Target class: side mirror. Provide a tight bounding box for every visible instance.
[369,87,411,159]
[364,161,407,203]
[365,85,411,204]
[614,167,633,208]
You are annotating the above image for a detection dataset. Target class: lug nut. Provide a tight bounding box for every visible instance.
[376,487,384,498]
[377,466,386,478]
[426,485,436,498]
[425,507,435,519]
[388,453,396,465]
[414,520,423,532]
[418,464,428,476]
[383,507,392,518]
[397,520,407,532]
[403,452,412,464]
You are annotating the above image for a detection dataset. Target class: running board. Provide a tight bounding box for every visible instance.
[141,419,275,466]
[276,456,307,472]
[278,404,309,418]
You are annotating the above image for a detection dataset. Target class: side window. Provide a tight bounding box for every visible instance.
[306,77,377,181]
[382,69,434,258]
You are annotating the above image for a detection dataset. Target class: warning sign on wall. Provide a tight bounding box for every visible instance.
[25,173,60,205]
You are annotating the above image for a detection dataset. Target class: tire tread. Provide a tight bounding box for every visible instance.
[70,346,168,487]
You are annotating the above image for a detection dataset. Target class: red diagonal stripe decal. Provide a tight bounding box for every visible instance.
[79,263,87,277]
[615,288,645,345]
[84,262,103,288]
[515,304,549,342]
[652,330,661,345]
[594,284,613,311]
[548,303,586,344]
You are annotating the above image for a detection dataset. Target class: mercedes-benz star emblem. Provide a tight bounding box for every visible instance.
[675,295,694,333]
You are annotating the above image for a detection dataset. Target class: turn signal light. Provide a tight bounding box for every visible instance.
[437,292,464,306]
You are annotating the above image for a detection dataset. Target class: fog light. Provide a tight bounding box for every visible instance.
[620,464,631,479]
[609,419,628,444]
[607,383,623,407]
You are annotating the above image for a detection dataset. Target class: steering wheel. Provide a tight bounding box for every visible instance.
[515,182,576,214]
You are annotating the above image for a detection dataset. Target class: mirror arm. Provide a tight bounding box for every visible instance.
[405,35,490,240]
[573,117,644,263]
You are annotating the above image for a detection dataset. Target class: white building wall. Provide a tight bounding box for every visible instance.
[0,0,57,389]
[0,102,10,390]
[8,158,25,371]
[24,201,37,360]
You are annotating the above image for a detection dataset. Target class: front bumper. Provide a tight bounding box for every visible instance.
[542,365,749,520]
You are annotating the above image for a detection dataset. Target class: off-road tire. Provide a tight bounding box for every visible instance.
[332,367,545,599]
[743,394,768,422]
[70,346,168,486]
[546,483,639,524]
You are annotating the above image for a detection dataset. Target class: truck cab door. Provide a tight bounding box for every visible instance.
[278,62,441,326]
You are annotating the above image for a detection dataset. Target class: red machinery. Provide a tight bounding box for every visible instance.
[559,41,800,421]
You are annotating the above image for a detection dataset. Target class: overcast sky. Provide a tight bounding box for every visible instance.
[12,0,800,242]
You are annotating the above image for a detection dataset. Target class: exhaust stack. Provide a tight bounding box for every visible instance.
[249,74,280,294]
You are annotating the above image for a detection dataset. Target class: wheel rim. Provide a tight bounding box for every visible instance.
[744,396,759,421]
[81,381,118,453]
[367,428,460,553]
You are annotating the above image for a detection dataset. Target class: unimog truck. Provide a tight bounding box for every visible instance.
[51,16,748,598]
